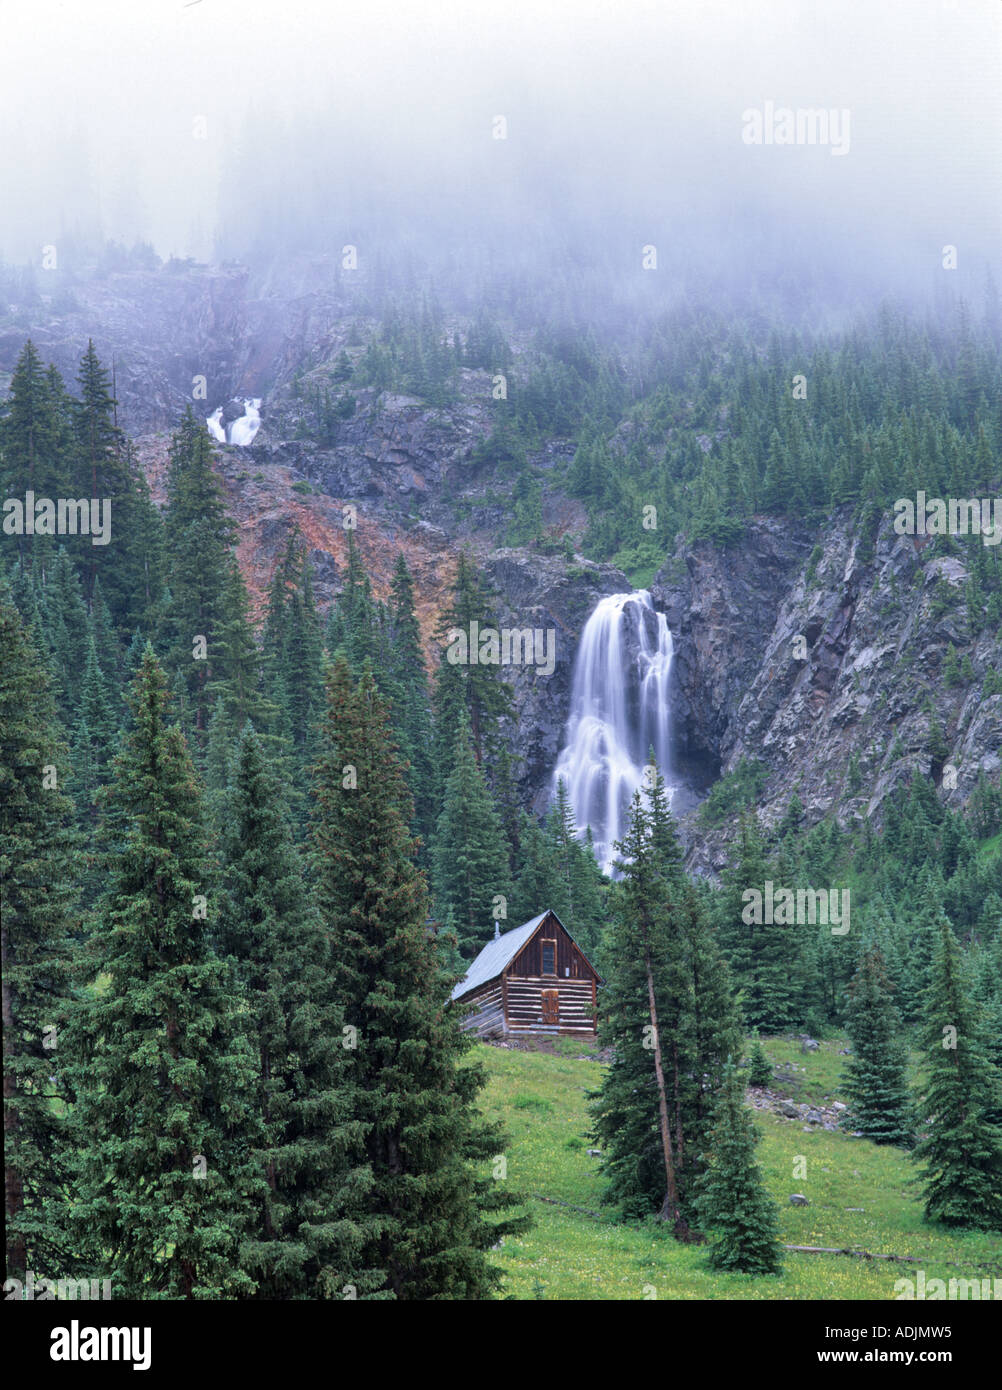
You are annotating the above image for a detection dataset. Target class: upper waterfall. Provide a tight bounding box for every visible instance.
[551,590,675,875]
[206,397,262,446]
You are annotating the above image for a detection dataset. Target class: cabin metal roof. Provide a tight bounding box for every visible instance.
[450,909,605,1001]
[450,913,548,1001]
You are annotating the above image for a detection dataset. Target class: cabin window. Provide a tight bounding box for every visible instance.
[541,939,556,976]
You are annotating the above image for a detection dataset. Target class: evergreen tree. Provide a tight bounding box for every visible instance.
[387,553,436,849]
[0,340,64,575]
[37,548,89,722]
[591,770,739,1232]
[1,591,79,1282]
[544,778,608,956]
[263,532,325,825]
[973,930,1002,1130]
[693,1061,783,1275]
[70,631,120,895]
[161,409,235,740]
[218,724,378,1298]
[912,917,1002,1230]
[282,548,325,756]
[70,342,155,629]
[747,1035,773,1088]
[718,815,803,1032]
[510,812,558,926]
[205,556,277,763]
[325,528,377,670]
[311,658,529,1297]
[432,712,513,958]
[432,552,513,788]
[842,946,914,1146]
[72,648,261,1297]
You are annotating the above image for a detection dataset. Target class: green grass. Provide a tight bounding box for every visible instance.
[473,1038,1002,1300]
[976,831,1002,865]
[762,1035,926,1101]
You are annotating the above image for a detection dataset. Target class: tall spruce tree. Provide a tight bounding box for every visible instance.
[0,340,65,575]
[72,648,261,1297]
[262,532,325,826]
[161,409,235,741]
[432,711,513,957]
[543,778,608,956]
[387,553,436,850]
[842,946,914,1147]
[217,723,378,1299]
[37,547,90,723]
[311,658,530,1297]
[1,591,80,1282]
[432,551,513,787]
[591,786,686,1228]
[325,527,378,670]
[591,769,739,1234]
[510,811,558,927]
[70,342,153,630]
[718,815,802,1032]
[205,557,277,757]
[912,917,1002,1230]
[692,1061,783,1275]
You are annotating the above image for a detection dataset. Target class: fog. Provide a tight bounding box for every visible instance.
[1,0,1000,314]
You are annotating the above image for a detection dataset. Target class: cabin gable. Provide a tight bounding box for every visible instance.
[505,912,599,984]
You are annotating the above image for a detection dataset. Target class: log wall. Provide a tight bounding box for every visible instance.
[505,978,596,1034]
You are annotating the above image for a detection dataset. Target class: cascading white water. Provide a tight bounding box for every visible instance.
[206,398,262,446]
[228,398,262,445]
[551,590,675,875]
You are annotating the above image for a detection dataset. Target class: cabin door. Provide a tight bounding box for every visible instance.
[541,989,559,1025]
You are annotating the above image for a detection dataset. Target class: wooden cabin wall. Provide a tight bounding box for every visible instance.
[505,978,596,1034]
[455,981,504,1038]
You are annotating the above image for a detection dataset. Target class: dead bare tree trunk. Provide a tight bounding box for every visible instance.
[640,929,686,1235]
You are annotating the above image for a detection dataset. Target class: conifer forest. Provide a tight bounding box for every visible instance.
[1,0,1000,1359]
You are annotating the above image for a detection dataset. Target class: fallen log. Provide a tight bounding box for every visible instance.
[782,1244,918,1262]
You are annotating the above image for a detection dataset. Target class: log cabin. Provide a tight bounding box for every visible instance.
[450,909,603,1039]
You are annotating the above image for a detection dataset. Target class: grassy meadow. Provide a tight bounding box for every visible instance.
[473,1037,1002,1300]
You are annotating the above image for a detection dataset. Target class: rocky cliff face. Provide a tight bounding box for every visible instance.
[653,513,1002,874]
[5,260,999,872]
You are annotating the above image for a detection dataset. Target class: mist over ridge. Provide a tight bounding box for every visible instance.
[0,0,999,326]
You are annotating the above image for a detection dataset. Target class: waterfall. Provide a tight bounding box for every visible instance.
[551,590,674,875]
[205,398,262,446]
[228,398,262,446]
